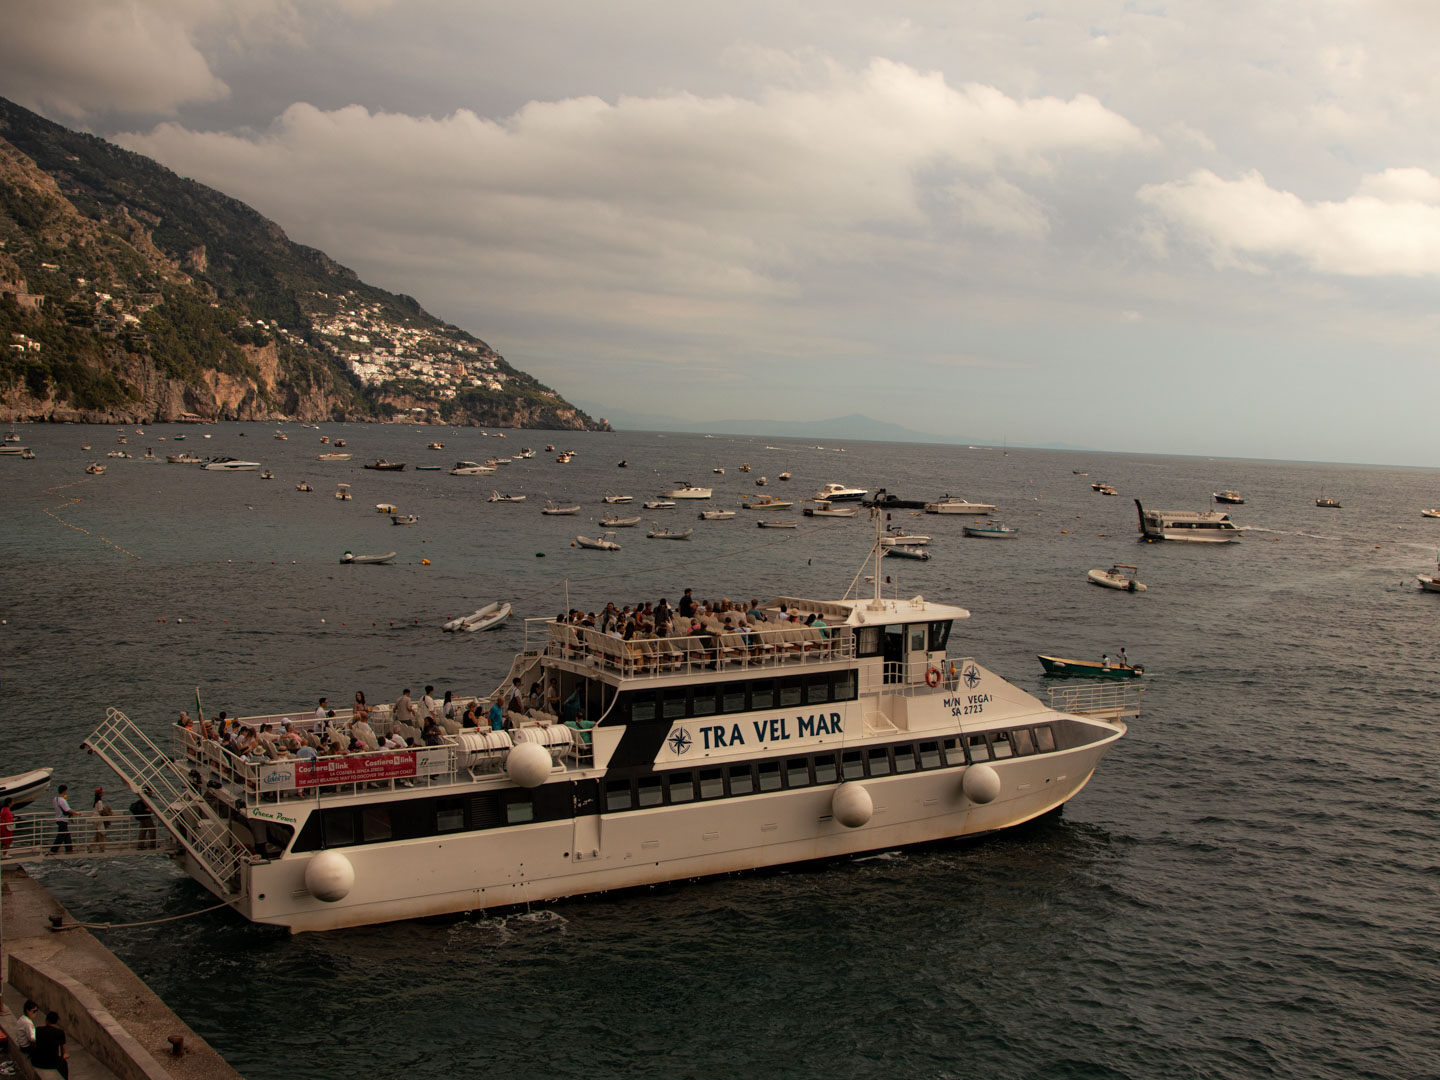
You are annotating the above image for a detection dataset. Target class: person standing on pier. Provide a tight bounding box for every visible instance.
[0,796,14,852]
[49,785,75,854]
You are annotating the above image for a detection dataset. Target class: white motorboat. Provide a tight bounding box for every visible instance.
[518,449,536,459]
[603,492,634,504]
[713,467,725,474]
[643,499,677,509]
[1212,491,1245,504]
[85,534,1132,933]
[924,496,996,515]
[778,472,792,481]
[86,462,106,475]
[663,482,713,499]
[881,527,931,547]
[339,551,396,564]
[428,442,446,450]
[600,515,643,528]
[0,767,53,809]
[450,461,495,475]
[1135,500,1241,543]
[488,491,527,502]
[296,482,313,492]
[647,526,693,539]
[106,450,129,458]
[699,510,736,520]
[1088,564,1147,592]
[1422,509,1440,519]
[1419,553,1440,593]
[883,544,931,560]
[376,503,400,514]
[274,431,288,441]
[335,484,352,500]
[201,457,260,472]
[803,501,858,518]
[0,445,31,456]
[743,494,794,510]
[543,502,581,515]
[440,601,512,632]
[392,514,420,526]
[317,452,353,461]
[755,476,769,486]
[962,522,1019,539]
[757,520,798,529]
[576,532,622,551]
[813,482,868,502]
[167,453,204,463]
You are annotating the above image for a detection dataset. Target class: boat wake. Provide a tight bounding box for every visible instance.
[446,909,569,947]
[1240,525,1348,543]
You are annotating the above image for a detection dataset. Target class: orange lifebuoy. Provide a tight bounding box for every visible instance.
[925,667,941,687]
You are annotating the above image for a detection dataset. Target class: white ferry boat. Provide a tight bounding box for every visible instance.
[1134,499,1241,543]
[84,540,1134,933]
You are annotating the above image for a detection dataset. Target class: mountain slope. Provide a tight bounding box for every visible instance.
[0,97,603,429]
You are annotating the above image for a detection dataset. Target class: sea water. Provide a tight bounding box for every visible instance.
[3,424,1437,1079]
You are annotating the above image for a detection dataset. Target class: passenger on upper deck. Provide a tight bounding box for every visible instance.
[421,718,442,746]
[314,697,328,718]
[487,697,505,731]
[421,685,439,720]
[353,691,369,721]
[462,701,481,728]
[394,688,418,725]
[678,588,696,619]
[442,690,456,721]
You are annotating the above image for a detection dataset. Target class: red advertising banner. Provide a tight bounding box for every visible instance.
[294,752,418,786]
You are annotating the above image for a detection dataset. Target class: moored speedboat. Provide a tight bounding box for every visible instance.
[543,501,581,515]
[1088,564,1147,592]
[924,496,997,515]
[699,509,737,520]
[1421,509,1440,519]
[391,514,419,526]
[442,600,513,633]
[334,484,352,500]
[804,501,858,518]
[757,520,798,529]
[450,461,495,475]
[603,492,633,504]
[1316,493,1341,508]
[962,521,1018,538]
[339,550,396,564]
[882,544,931,560]
[814,482,868,502]
[599,515,643,528]
[1212,490,1245,504]
[643,499,677,509]
[296,482,313,492]
[0,767,53,809]
[85,462,106,475]
[364,460,407,471]
[663,482,713,499]
[575,532,623,551]
[489,491,527,502]
[881,527,931,546]
[318,452,354,461]
[646,526,693,539]
[742,494,793,510]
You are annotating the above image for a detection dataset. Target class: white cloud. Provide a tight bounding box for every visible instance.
[1138,168,1440,277]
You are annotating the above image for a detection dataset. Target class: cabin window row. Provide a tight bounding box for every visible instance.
[617,670,858,725]
[602,724,1056,811]
[292,785,568,853]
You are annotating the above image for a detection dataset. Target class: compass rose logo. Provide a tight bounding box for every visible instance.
[667,727,693,756]
[962,664,981,689]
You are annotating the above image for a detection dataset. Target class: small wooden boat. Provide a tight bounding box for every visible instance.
[1212,491,1245,504]
[542,502,580,515]
[576,532,622,550]
[743,494,793,510]
[1421,509,1440,519]
[0,767,53,809]
[1038,654,1143,679]
[320,436,329,444]
[699,509,736,520]
[1088,564,1147,592]
[647,526,693,540]
[391,514,419,526]
[962,521,1018,538]
[803,501,858,518]
[489,491,526,502]
[340,550,396,564]
[778,472,791,481]
[318,452,353,461]
[883,545,931,560]
[365,460,406,471]
[757,520,797,529]
[599,515,642,528]
[1316,493,1341,508]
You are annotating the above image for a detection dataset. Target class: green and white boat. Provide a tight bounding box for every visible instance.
[1038,654,1143,679]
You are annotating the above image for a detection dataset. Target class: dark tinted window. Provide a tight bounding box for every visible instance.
[893,745,918,773]
[842,750,864,779]
[728,765,754,795]
[1013,729,1036,755]
[918,741,942,769]
[667,771,695,804]
[751,681,775,710]
[606,780,632,811]
[814,753,838,784]
[928,620,952,651]
[778,678,802,707]
[322,808,355,847]
[785,758,810,787]
[505,794,534,824]
[721,682,747,713]
[436,798,466,833]
[629,690,657,723]
[966,734,991,761]
[867,747,892,776]
[700,768,724,798]
[637,777,663,808]
[662,688,688,720]
[361,806,391,843]
[691,685,718,717]
[1035,726,1056,753]
[758,761,782,791]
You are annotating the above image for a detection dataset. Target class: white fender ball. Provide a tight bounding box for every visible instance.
[304,850,355,902]
[831,783,873,828]
[507,740,552,788]
[962,763,1001,805]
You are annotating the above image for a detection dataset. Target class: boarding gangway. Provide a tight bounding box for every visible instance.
[79,708,248,899]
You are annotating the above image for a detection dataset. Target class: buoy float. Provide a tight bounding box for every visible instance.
[507,742,551,788]
[536,552,545,558]
[304,850,355,902]
[832,783,873,828]
[962,763,1001,804]
[422,558,430,564]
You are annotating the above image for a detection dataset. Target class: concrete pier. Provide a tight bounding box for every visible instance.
[1,865,243,1079]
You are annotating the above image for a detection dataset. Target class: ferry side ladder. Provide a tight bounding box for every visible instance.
[84,707,248,899]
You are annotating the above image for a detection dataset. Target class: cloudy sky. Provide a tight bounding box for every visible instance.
[4,1,1439,465]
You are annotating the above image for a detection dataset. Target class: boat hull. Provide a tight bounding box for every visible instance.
[1038,655,1142,679]
[225,740,1119,932]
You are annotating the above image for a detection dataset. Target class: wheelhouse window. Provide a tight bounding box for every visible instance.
[1012,729,1036,755]
[1035,726,1056,753]
[909,626,926,652]
[991,732,1015,759]
[928,620,952,652]
[856,626,883,656]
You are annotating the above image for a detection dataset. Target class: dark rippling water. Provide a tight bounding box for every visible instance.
[4,424,1438,1080]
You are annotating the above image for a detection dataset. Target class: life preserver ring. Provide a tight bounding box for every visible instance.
[925,667,941,687]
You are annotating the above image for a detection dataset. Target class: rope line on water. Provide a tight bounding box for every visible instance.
[39,477,143,560]
[64,897,241,932]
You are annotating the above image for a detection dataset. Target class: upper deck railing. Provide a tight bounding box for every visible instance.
[1046,682,1144,719]
[523,618,853,679]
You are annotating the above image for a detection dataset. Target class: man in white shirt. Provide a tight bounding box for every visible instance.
[17,999,38,1057]
[314,697,329,718]
[49,785,75,854]
[420,685,439,721]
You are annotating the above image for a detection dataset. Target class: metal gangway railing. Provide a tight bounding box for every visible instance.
[83,707,248,898]
[1046,683,1144,719]
[0,810,171,865]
